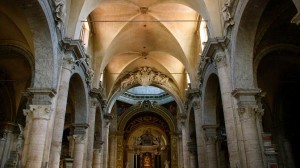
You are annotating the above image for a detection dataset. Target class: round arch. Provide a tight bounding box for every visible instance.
[231,0,269,88]
[106,83,184,117]
[118,101,177,133]
[21,0,59,89]
[69,72,89,124]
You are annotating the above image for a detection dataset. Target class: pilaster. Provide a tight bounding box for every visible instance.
[49,55,75,168]
[203,125,218,168]
[232,88,264,168]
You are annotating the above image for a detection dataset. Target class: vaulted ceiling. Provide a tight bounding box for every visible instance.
[88,0,203,104]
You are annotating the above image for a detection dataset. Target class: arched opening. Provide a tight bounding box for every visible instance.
[124,112,170,168]
[203,74,229,168]
[254,0,300,167]
[187,108,198,167]
[60,73,89,167]
[0,47,32,167]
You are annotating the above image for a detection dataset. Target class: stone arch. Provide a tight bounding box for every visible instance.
[202,73,219,125]
[253,44,300,87]
[106,83,184,117]
[231,0,269,88]
[118,101,176,133]
[21,0,59,89]
[0,44,33,121]
[69,73,89,124]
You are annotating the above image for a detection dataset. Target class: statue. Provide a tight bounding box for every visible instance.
[221,0,234,34]
[164,160,170,168]
[53,0,66,29]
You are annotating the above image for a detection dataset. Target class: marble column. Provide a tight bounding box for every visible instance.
[203,125,218,168]
[21,108,32,166]
[108,132,118,168]
[233,89,264,168]
[86,97,98,168]
[186,89,206,168]
[92,138,104,168]
[49,55,74,168]
[214,51,243,167]
[72,124,88,168]
[179,120,189,168]
[102,116,112,168]
[187,141,197,168]
[24,88,55,168]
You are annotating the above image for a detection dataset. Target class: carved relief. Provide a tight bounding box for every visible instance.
[86,68,94,87]
[53,0,66,30]
[29,105,52,120]
[222,0,235,34]
[120,66,173,89]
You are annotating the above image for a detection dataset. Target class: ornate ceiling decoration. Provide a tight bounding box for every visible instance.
[120,66,173,89]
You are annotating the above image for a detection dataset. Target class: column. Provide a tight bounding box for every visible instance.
[108,132,117,168]
[186,89,206,168]
[92,138,104,168]
[86,97,98,168]
[21,100,33,167]
[49,55,74,168]
[179,120,189,168]
[187,141,197,168]
[233,89,264,168]
[214,51,243,167]
[102,115,112,168]
[203,125,218,168]
[72,124,88,168]
[24,89,55,168]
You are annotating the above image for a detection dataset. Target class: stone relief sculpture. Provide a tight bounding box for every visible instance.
[53,0,66,30]
[120,66,173,89]
[222,0,235,34]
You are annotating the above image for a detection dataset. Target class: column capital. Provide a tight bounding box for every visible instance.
[28,105,53,120]
[90,87,106,110]
[178,113,187,126]
[232,88,264,119]
[205,136,218,145]
[185,88,201,110]
[213,51,227,68]
[62,54,76,71]
[202,124,218,142]
[90,97,98,108]
[72,123,89,143]
[94,140,104,150]
[73,134,86,143]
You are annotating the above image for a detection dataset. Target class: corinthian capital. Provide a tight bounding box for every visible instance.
[29,105,53,120]
[214,52,226,68]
